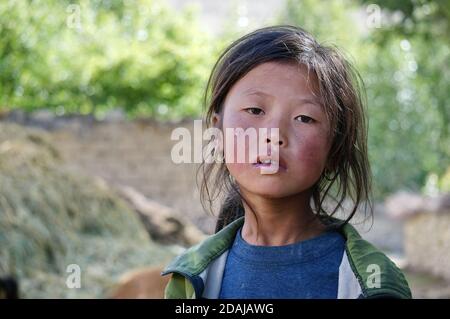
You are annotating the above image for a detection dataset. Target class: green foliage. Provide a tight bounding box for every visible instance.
[0,0,215,119]
[280,0,364,55]
[439,167,450,193]
[358,0,450,40]
[359,0,450,195]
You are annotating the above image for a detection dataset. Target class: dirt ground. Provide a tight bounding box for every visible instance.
[404,268,450,298]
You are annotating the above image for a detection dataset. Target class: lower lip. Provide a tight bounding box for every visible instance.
[252,163,287,172]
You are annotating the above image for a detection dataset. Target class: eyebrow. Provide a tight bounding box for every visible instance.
[242,88,322,107]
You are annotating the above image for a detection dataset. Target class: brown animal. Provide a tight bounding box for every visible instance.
[109,266,170,299]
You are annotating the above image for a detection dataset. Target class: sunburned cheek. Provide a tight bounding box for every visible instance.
[295,140,329,167]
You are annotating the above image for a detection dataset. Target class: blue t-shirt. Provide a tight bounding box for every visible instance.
[219,226,345,299]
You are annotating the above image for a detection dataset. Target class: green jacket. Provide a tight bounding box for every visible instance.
[161,217,411,299]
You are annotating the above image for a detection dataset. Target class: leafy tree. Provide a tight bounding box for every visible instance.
[0,0,215,119]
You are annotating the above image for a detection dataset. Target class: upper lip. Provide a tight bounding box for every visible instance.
[254,154,288,170]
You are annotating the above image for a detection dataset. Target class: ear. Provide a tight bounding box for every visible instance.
[212,112,221,128]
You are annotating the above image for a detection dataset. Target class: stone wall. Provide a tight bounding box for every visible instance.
[386,192,450,281]
[404,212,450,281]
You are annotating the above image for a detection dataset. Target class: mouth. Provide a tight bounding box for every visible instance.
[252,154,287,172]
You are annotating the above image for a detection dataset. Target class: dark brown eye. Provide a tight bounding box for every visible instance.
[295,115,314,123]
[245,107,264,115]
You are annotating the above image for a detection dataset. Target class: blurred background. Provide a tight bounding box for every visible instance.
[0,0,449,298]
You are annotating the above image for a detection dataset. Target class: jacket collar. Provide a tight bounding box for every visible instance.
[339,222,411,298]
[162,217,244,277]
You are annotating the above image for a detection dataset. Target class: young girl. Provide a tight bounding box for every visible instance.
[162,25,411,299]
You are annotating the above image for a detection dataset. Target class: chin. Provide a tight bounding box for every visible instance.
[253,191,289,199]
[238,177,315,199]
[240,182,293,199]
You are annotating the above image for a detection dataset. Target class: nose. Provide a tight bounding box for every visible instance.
[265,128,287,148]
[264,110,289,148]
[266,137,283,145]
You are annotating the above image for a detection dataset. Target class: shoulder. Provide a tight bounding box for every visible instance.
[340,222,412,299]
[162,218,244,299]
[162,217,244,276]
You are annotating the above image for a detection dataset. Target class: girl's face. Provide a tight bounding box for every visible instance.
[215,61,332,199]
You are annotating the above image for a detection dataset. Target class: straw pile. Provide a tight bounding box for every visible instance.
[0,123,176,298]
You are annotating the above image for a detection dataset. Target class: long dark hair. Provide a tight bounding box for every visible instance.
[197,25,372,233]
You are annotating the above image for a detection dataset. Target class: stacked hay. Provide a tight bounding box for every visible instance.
[0,123,176,298]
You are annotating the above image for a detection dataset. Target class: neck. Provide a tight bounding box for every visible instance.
[239,189,326,246]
